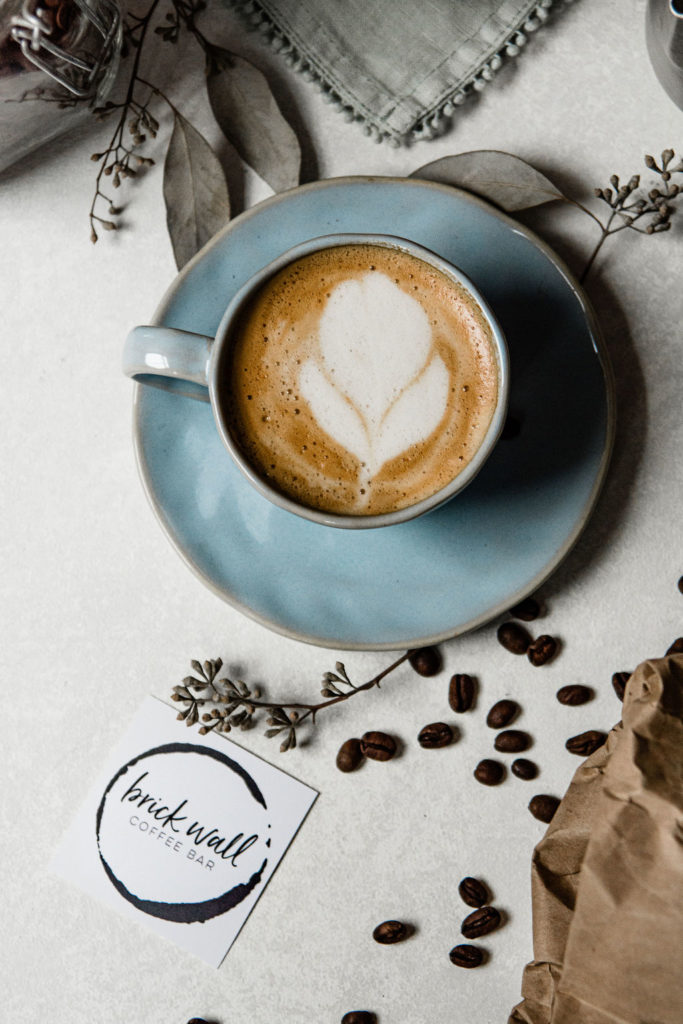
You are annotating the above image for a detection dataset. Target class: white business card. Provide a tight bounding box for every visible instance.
[51,696,317,967]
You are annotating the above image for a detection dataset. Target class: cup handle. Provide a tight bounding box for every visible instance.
[123,325,215,403]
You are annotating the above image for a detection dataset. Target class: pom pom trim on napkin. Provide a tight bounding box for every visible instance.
[226,0,572,146]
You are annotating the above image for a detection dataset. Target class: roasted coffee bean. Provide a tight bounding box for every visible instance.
[473,759,505,786]
[341,1013,377,1024]
[556,684,593,706]
[418,721,454,748]
[449,673,476,713]
[187,1020,210,1023]
[336,738,363,773]
[611,672,630,702]
[565,730,607,756]
[527,634,558,666]
[458,877,489,908]
[461,906,501,939]
[511,758,538,780]
[408,645,442,676]
[666,637,683,656]
[508,596,541,621]
[449,943,484,968]
[529,794,560,823]
[360,731,397,762]
[486,699,520,729]
[678,575,683,594]
[494,729,531,753]
[496,622,531,655]
[372,920,411,944]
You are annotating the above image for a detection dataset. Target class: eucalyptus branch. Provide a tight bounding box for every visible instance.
[170,652,414,753]
[168,0,211,52]
[578,149,681,282]
[88,0,162,241]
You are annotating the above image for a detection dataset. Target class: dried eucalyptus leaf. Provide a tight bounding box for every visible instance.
[163,112,230,270]
[410,150,566,211]
[206,47,300,194]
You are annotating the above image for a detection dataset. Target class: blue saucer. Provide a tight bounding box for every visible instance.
[133,177,614,650]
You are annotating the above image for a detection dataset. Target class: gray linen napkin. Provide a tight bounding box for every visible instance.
[225,0,567,144]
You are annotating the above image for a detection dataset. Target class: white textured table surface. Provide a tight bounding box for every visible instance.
[2,1,682,1022]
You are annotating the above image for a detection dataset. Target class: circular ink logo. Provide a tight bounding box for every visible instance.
[95,742,270,924]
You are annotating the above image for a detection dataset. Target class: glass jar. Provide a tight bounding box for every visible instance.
[0,0,122,172]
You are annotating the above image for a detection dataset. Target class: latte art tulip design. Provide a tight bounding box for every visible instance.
[226,243,499,517]
[299,273,449,502]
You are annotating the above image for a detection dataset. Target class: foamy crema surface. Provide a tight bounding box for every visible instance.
[224,244,499,516]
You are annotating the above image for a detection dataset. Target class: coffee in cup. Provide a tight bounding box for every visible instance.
[124,234,508,529]
[219,242,500,517]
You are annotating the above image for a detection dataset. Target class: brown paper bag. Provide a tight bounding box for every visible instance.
[510,655,683,1024]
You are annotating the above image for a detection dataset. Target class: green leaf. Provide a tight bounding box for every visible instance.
[206,47,300,194]
[163,111,230,269]
[410,150,566,211]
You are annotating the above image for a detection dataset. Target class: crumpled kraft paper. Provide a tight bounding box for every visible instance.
[510,654,683,1024]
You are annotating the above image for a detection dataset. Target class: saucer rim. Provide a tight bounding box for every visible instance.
[132,175,616,651]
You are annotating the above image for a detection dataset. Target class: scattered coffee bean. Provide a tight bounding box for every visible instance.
[187,1019,210,1024]
[372,919,411,944]
[494,729,531,753]
[511,757,538,780]
[508,596,541,621]
[528,794,560,823]
[678,575,683,594]
[418,721,454,748]
[474,759,505,786]
[556,684,593,706]
[527,634,558,666]
[360,731,397,762]
[449,673,476,713]
[458,877,489,908]
[341,1013,377,1024]
[461,905,501,939]
[611,672,630,702]
[336,738,363,773]
[486,699,520,729]
[497,622,531,655]
[565,730,607,756]
[408,646,442,676]
[666,637,683,656]
[449,943,484,968]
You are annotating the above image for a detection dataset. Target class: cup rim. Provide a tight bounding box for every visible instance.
[208,232,509,529]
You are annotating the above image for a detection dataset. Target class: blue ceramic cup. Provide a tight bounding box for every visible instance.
[123,233,509,529]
